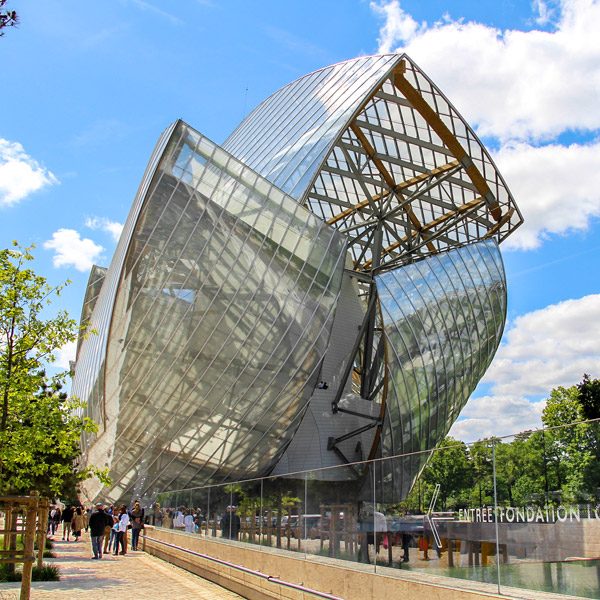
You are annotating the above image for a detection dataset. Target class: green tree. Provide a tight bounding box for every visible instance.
[469,439,494,505]
[497,432,547,505]
[421,437,473,510]
[0,0,17,36]
[541,385,598,502]
[577,373,600,420]
[0,243,103,497]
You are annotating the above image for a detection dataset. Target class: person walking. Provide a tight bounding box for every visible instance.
[220,505,240,540]
[184,509,195,533]
[108,515,119,554]
[103,513,114,555]
[84,506,93,533]
[72,506,85,542]
[61,505,74,541]
[51,506,61,536]
[89,503,112,559]
[152,502,163,527]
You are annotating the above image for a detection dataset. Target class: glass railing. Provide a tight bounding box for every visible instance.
[148,418,600,598]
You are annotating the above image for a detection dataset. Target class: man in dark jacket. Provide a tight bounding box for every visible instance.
[220,505,241,540]
[89,503,113,559]
[61,505,74,541]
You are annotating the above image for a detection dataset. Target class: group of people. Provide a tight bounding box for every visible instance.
[48,505,87,542]
[155,504,240,540]
[47,500,146,560]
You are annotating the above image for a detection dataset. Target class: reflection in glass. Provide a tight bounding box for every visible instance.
[376,240,507,500]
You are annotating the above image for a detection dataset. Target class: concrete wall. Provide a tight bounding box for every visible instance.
[141,526,518,600]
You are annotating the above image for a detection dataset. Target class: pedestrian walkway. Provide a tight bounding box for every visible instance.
[0,532,244,600]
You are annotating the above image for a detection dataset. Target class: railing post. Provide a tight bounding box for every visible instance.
[36,497,49,569]
[492,442,501,595]
[20,494,39,600]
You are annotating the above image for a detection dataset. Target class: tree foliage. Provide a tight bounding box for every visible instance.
[577,373,600,420]
[421,437,472,510]
[0,0,17,36]
[0,243,105,498]
[404,377,600,510]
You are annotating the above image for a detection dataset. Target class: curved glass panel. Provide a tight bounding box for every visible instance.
[75,264,107,359]
[223,55,400,199]
[73,122,177,448]
[76,121,346,503]
[375,239,507,499]
[75,54,523,507]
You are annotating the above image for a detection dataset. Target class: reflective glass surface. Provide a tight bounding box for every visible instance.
[375,239,507,499]
[224,55,399,200]
[74,121,347,503]
[76,265,107,359]
[151,419,600,599]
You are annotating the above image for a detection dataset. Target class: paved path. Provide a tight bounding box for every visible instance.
[0,532,244,600]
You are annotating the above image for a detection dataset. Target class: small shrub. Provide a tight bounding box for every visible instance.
[0,563,21,582]
[0,563,60,582]
[31,564,60,581]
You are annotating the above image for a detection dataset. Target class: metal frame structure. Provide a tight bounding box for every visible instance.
[74,54,521,504]
[303,57,521,464]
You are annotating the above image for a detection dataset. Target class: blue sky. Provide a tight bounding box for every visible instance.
[1,0,599,440]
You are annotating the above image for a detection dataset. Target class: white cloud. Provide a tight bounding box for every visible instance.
[484,294,600,395]
[453,294,600,440]
[54,340,77,370]
[371,0,422,54]
[370,0,600,141]
[450,396,546,442]
[85,216,123,242]
[493,140,600,249]
[0,138,58,206]
[533,0,558,26]
[43,229,104,272]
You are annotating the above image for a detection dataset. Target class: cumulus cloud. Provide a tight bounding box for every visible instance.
[493,140,600,249]
[0,138,58,206]
[450,396,546,442]
[484,294,600,395]
[85,216,123,242]
[54,340,77,370]
[452,294,600,440]
[43,229,104,272]
[370,0,600,141]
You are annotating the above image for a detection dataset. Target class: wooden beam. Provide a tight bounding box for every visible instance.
[358,196,488,270]
[422,197,485,232]
[392,62,502,222]
[325,160,459,226]
[485,207,515,238]
[349,122,438,253]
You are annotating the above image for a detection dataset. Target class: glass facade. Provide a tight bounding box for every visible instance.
[376,239,506,499]
[75,53,521,506]
[75,122,347,502]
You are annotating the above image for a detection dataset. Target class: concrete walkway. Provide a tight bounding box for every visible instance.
[0,532,244,600]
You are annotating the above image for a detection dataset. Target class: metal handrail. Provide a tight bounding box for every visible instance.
[142,533,343,600]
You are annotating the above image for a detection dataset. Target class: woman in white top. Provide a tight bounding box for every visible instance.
[113,506,130,555]
[183,510,195,533]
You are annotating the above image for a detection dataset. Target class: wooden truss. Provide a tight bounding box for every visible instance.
[305,58,522,275]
